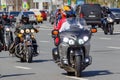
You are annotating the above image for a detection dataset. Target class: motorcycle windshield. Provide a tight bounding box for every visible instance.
[60,18,90,38]
[61,18,89,31]
[20,24,34,29]
[59,17,88,32]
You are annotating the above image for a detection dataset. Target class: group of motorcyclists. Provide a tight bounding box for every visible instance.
[0,11,39,62]
[0,3,115,77]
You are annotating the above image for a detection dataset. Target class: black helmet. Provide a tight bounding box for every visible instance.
[2,12,8,19]
[102,6,110,13]
[21,14,29,23]
[22,14,29,19]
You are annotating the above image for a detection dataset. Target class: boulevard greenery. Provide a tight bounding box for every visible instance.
[86,0,120,8]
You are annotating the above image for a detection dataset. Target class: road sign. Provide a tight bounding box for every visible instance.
[22,2,29,9]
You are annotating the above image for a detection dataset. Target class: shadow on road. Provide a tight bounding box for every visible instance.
[62,70,113,77]
[91,49,118,53]
[0,73,35,78]
[82,70,113,77]
[112,32,120,35]
[0,56,10,58]
[32,59,53,63]
[16,59,53,63]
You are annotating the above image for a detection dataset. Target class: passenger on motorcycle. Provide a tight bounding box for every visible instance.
[54,5,76,31]
[54,8,66,26]
[53,5,76,46]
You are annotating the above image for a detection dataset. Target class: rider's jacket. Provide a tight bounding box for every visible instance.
[54,18,66,31]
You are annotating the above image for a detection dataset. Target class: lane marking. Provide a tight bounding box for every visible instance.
[40,51,48,53]
[39,41,49,43]
[66,76,88,80]
[107,46,120,49]
[40,28,52,30]
[97,31,103,32]
[48,34,52,35]
[15,66,32,70]
[99,37,111,40]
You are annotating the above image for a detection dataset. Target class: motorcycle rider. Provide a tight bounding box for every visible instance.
[1,12,11,24]
[10,14,39,55]
[0,12,11,50]
[101,6,114,27]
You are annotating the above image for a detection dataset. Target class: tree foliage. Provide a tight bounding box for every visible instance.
[86,0,120,8]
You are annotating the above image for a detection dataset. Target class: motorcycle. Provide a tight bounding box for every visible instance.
[52,18,97,77]
[14,24,39,63]
[102,14,114,35]
[4,24,13,51]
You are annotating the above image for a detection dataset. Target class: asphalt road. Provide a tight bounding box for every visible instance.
[0,21,120,80]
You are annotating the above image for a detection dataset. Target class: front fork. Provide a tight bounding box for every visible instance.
[69,48,92,67]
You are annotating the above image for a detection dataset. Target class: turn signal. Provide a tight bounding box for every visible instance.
[52,30,59,35]
[91,28,97,33]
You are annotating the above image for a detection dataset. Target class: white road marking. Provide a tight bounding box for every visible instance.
[39,41,49,43]
[40,51,48,53]
[107,46,120,49]
[66,76,88,80]
[99,37,111,40]
[97,31,103,32]
[15,66,31,70]
[40,28,52,30]
[48,34,52,35]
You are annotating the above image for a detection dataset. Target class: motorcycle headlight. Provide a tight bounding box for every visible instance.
[107,17,113,22]
[83,36,89,42]
[63,37,69,43]
[69,39,75,45]
[25,29,30,33]
[78,39,84,45]
[6,28,10,31]
[31,29,35,33]
[20,29,24,33]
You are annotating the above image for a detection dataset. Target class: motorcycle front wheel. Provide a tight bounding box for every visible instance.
[74,56,82,77]
[108,24,114,35]
[26,47,33,63]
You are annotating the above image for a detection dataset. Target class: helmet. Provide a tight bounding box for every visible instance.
[63,5,71,11]
[21,14,29,23]
[22,14,29,19]
[63,6,75,18]
[2,12,8,19]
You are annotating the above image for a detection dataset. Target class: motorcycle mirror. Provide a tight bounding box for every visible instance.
[91,28,97,33]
